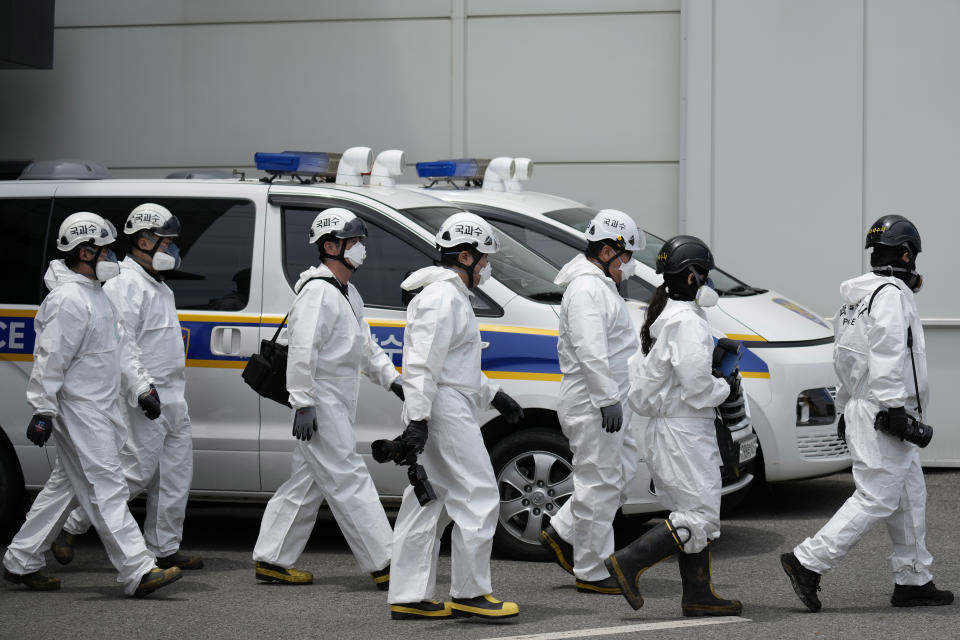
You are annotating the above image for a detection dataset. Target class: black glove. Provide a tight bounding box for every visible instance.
[292,406,318,441]
[837,414,846,443]
[26,414,54,447]
[724,371,741,403]
[600,402,623,433]
[491,390,524,424]
[886,406,908,437]
[138,384,162,420]
[401,420,429,454]
[390,380,405,401]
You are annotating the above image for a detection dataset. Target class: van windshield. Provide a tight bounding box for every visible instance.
[399,206,564,303]
[543,207,764,296]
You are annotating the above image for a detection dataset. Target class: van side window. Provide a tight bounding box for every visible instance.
[491,219,580,267]
[51,197,256,310]
[282,206,433,309]
[0,198,51,305]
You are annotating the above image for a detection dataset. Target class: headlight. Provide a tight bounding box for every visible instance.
[796,388,836,426]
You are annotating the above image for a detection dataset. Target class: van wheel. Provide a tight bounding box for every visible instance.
[0,433,27,544]
[489,428,573,561]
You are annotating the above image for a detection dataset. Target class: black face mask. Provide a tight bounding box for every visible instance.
[872,245,922,293]
[874,265,923,293]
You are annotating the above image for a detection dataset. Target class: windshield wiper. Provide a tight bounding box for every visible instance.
[715,284,768,297]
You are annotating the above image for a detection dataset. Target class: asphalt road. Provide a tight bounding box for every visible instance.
[3,470,959,640]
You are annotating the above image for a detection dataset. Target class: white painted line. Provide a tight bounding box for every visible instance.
[477,616,751,640]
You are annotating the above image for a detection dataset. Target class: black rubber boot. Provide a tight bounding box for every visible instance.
[576,576,621,595]
[3,568,61,591]
[539,524,574,576]
[891,581,954,607]
[604,519,687,610]
[677,548,742,617]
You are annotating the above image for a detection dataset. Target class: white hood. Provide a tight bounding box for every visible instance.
[554,253,615,291]
[43,259,95,291]
[840,271,896,306]
[400,266,464,292]
[294,264,335,294]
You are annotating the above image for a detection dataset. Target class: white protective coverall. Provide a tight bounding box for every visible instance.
[63,256,193,556]
[549,253,640,581]
[388,267,501,604]
[627,298,730,554]
[3,260,157,594]
[793,273,933,585]
[253,265,398,573]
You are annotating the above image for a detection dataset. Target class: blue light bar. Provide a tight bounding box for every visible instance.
[416,158,481,179]
[254,151,335,175]
[255,152,299,173]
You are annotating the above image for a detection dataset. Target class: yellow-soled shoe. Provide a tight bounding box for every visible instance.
[576,576,622,595]
[390,600,453,620]
[450,594,519,619]
[50,531,75,566]
[255,561,313,585]
[539,524,574,576]
[133,567,182,598]
[371,564,390,591]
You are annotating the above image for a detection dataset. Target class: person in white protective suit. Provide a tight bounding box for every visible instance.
[3,212,182,597]
[538,209,644,595]
[604,235,742,617]
[781,215,953,612]
[252,208,403,589]
[387,212,524,620]
[51,203,203,571]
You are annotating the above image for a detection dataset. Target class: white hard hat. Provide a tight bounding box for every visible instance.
[124,203,181,237]
[308,208,368,244]
[57,212,117,252]
[584,209,645,252]
[436,212,500,254]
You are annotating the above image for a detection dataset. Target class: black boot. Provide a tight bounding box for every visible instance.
[677,548,742,617]
[891,581,954,607]
[604,519,687,610]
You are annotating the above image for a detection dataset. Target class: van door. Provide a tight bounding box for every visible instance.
[50,195,263,491]
[261,197,444,497]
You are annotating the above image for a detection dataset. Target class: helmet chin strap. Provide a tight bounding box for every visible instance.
[320,238,355,271]
[591,243,626,279]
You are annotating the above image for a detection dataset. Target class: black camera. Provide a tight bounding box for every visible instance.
[874,410,933,448]
[371,436,437,506]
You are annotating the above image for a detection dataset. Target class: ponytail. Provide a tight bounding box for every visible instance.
[641,283,668,355]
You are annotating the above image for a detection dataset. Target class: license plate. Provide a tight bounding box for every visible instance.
[739,435,759,463]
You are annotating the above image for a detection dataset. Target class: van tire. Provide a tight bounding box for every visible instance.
[489,428,574,561]
[0,430,27,544]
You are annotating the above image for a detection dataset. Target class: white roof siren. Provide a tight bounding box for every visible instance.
[481,157,516,192]
[505,157,533,192]
[336,146,373,186]
[369,149,405,187]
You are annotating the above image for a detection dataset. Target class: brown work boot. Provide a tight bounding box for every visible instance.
[3,568,61,591]
[50,530,75,565]
[133,567,182,597]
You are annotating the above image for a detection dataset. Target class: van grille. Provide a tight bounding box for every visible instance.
[796,432,849,459]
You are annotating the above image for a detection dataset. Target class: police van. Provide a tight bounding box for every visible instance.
[404,157,849,485]
[0,148,755,559]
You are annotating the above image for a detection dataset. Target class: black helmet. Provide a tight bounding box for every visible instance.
[865,215,921,254]
[656,235,715,275]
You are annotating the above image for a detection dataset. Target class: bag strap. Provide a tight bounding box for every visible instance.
[867,282,898,314]
[268,276,330,344]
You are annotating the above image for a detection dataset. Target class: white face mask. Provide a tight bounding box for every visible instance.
[344,242,366,268]
[151,243,181,271]
[695,284,719,308]
[618,257,638,281]
[478,262,493,285]
[96,251,120,281]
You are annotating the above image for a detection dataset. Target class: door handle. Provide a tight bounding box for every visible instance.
[480,341,491,350]
[211,326,241,356]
